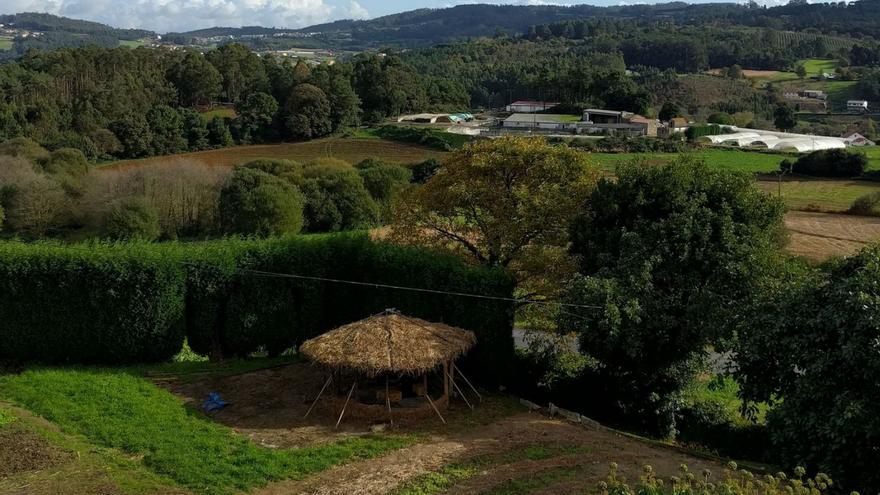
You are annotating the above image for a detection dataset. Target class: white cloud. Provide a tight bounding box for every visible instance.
[2,0,361,33]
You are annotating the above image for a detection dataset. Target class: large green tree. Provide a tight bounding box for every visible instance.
[283,84,332,140]
[392,136,597,292]
[218,166,304,236]
[167,50,222,107]
[558,159,786,436]
[735,249,880,493]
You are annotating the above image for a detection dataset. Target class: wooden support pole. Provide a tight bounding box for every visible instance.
[453,363,482,403]
[447,370,473,410]
[304,375,332,419]
[443,361,450,401]
[335,381,357,429]
[385,375,393,426]
[424,393,446,424]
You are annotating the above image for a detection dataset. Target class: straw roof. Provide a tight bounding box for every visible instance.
[299,311,477,376]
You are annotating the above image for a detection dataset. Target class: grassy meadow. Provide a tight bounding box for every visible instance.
[0,37,12,51]
[0,361,415,495]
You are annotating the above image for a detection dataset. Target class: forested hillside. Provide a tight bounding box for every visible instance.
[0,13,152,61]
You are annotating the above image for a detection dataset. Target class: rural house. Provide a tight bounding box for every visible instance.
[843,132,876,147]
[847,100,869,113]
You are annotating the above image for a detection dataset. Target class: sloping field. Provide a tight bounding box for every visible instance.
[785,210,880,261]
[101,138,446,172]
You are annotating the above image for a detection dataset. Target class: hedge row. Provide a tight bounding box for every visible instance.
[0,235,516,383]
[0,243,185,363]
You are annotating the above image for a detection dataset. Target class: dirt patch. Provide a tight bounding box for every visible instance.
[249,413,726,495]
[160,362,516,449]
[0,424,72,479]
[785,210,880,260]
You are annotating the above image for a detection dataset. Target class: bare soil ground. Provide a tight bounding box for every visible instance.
[162,364,728,495]
[101,138,446,172]
[0,406,185,495]
[785,210,880,260]
[0,424,71,479]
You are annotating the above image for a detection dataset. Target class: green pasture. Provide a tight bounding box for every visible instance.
[0,37,13,51]
[589,149,794,174]
[199,107,237,121]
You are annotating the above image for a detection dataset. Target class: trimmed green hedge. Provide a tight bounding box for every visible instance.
[0,243,186,363]
[182,234,516,384]
[0,235,516,383]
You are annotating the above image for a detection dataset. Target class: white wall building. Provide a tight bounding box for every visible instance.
[505,101,559,113]
[847,100,869,113]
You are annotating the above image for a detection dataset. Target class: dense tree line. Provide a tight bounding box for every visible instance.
[0,45,468,160]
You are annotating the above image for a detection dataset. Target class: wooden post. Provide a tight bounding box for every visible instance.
[447,370,473,410]
[335,381,357,429]
[385,375,393,426]
[453,363,483,403]
[303,375,332,419]
[424,393,446,424]
[442,361,450,401]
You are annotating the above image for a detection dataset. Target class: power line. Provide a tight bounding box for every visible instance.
[239,268,602,310]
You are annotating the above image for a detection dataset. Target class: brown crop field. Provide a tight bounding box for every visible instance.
[101,138,447,172]
[785,211,880,261]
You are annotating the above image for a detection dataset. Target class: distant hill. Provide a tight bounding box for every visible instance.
[0,13,155,61]
[0,12,152,39]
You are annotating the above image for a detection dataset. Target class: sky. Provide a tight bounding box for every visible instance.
[1,0,773,33]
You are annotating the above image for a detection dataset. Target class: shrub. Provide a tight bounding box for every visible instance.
[685,124,725,141]
[218,167,304,236]
[102,197,161,240]
[0,137,50,162]
[788,149,868,177]
[411,158,442,184]
[600,462,835,495]
[355,158,412,203]
[848,191,880,216]
[707,112,735,125]
[298,164,379,232]
[0,242,185,363]
[41,148,90,177]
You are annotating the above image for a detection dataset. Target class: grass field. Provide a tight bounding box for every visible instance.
[102,138,446,171]
[200,107,237,121]
[757,178,880,212]
[118,39,145,48]
[589,149,794,174]
[0,366,414,495]
[0,37,12,51]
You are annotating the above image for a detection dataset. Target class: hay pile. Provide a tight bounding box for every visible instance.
[300,312,476,376]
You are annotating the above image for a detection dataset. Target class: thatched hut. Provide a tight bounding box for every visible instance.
[300,310,481,426]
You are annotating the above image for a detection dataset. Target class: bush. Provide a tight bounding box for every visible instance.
[355,158,412,203]
[0,242,185,363]
[848,191,880,216]
[218,167,305,236]
[102,197,161,240]
[299,165,379,232]
[41,148,90,177]
[600,462,834,495]
[707,112,735,125]
[677,398,770,461]
[411,158,442,184]
[788,149,868,177]
[685,124,725,141]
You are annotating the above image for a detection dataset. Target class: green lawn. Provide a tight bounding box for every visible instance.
[0,368,414,495]
[0,37,12,51]
[200,107,236,121]
[118,39,145,48]
[801,58,839,77]
[589,149,793,174]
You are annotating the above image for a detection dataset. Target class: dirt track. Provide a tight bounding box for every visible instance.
[164,365,726,495]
